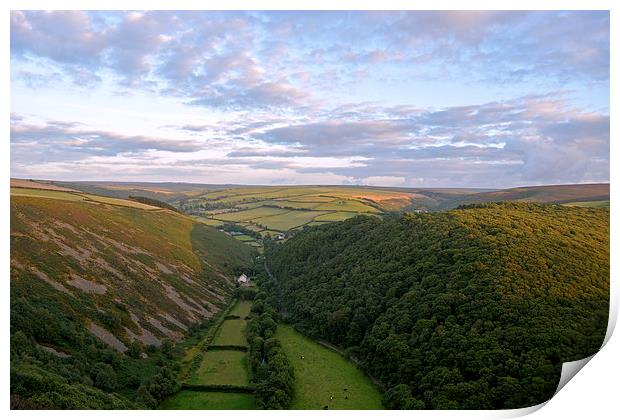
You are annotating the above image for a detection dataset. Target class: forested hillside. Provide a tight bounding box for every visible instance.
[266,203,609,409]
[10,193,255,408]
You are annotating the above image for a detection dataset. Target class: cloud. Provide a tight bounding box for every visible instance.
[236,94,609,186]
[362,176,406,187]
[11,120,204,165]
[11,11,106,67]
[11,11,609,109]
[10,11,609,187]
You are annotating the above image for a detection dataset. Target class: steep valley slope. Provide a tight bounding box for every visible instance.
[266,203,609,409]
[10,193,255,408]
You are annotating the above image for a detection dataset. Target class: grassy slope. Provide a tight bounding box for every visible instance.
[11,192,256,407]
[276,325,383,409]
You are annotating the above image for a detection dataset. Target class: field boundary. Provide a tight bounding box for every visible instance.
[181,298,239,381]
[180,384,256,394]
[205,344,248,352]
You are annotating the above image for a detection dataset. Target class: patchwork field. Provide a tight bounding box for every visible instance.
[276,325,383,409]
[164,300,254,409]
[174,186,409,241]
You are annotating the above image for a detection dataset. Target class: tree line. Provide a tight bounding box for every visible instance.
[246,271,295,409]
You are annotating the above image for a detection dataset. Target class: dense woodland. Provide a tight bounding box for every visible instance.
[246,279,295,409]
[266,203,609,409]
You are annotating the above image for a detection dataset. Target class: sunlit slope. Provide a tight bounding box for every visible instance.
[266,203,609,409]
[11,192,255,351]
[440,183,609,209]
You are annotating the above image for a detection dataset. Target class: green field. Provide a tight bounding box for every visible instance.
[285,195,337,203]
[276,325,383,409]
[160,391,255,409]
[192,216,224,226]
[233,234,256,242]
[249,199,322,210]
[254,210,328,231]
[315,199,379,213]
[212,319,248,346]
[215,206,290,222]
[314,211,359,222]
[564,200,610,208]
[189,350,249,386]
[229,300,252,318]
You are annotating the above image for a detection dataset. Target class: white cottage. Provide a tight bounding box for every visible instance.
[237,274,249,285]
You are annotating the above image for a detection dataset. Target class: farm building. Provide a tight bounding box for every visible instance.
[237,274,249,285]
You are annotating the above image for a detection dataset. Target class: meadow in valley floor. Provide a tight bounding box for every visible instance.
[276,325,383,410]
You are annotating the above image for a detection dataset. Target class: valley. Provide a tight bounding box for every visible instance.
[9,179,610,410]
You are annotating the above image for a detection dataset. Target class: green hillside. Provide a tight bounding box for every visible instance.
[440,183,609,209]
[10,189,256,408]
[265,203,609,409]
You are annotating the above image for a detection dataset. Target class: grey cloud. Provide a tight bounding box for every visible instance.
[189,80,311,110]
[11,121,204,164]
[259,120,418,147]
[236,94,608,185]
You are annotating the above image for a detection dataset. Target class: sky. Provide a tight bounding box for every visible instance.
[10,10,610,188]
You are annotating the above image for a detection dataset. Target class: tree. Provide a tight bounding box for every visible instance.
[135,384,158,408]
[127,341,143,359]
[160,339,174,358]
[93,363,117,391]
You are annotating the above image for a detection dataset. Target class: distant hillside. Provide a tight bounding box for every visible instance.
[440,183,609,209]
[266,203,609,409]
[11,189,256,408]
[35,179,610,213]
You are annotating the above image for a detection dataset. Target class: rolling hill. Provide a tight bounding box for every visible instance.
[22,180,609,244]
[265,202,609,409]
[10,185,256,408]
[438,183,610,209]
